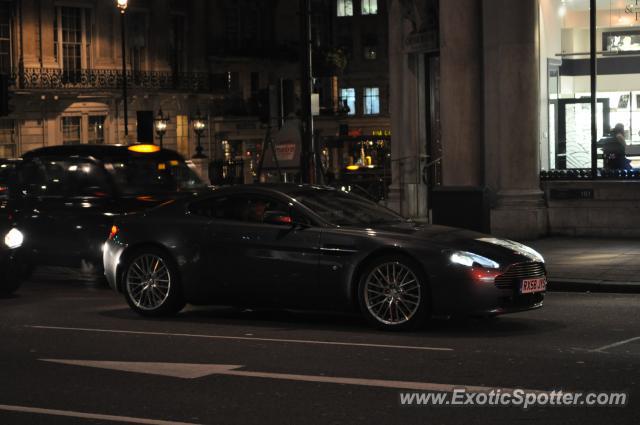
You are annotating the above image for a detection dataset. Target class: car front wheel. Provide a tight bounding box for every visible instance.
[122,248,185,317]
[358,256,429,331]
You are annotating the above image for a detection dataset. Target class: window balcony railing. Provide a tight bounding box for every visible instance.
[13,68,229,93]
[540,169,640,180]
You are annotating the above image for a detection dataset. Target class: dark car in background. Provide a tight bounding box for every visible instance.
[104,184,547,330]
[0,158,20,197]
[0,144,208,294]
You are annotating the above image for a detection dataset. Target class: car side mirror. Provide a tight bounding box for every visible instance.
[263,210,293,226]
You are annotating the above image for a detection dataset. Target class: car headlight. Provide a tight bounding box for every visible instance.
[4,228,24,249]
[477,238,544,263]
[449,251,500,269]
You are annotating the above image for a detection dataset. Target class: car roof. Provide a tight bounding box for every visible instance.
[21,144,185,161]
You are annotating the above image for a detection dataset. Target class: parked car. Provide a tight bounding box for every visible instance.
[1,144,209,293]
[0,158,21,198]
[104,184,547,330]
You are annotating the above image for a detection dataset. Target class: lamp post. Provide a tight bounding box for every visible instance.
[154,109,169,148]
[116,0,129,139]
[192,110,207,159]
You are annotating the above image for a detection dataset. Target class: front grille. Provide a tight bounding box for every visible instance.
[494,262,546,290]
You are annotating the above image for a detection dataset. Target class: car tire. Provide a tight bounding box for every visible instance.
[357,255,430,331]
[121,247,185,317]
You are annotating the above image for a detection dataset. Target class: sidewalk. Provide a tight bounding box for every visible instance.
[525,237,640,293]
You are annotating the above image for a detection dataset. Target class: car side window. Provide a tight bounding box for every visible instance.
[189,194,305,224]
[189,196,232,220]
[17,160,66,198]
[66,161,111,197]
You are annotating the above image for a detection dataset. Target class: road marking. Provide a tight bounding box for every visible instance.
[41,359,541,393]
[591,336,640,353]
[0,404,202,425]
[27,325,453,352]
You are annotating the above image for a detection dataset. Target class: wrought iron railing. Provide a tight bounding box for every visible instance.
[14,68,228,93]
[540,169,640,180]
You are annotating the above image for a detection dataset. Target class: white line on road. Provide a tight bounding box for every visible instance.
[26,325,453,352]
[0,404,202,425]
[591,336,640,353]
[41,359,542,394]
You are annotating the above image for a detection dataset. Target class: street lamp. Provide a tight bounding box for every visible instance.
[116,0,129,139]
[154,109,169,149]
[192,110,207,159]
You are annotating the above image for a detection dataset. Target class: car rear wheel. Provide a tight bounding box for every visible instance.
[122,248,185,317]
[358,255,429,331]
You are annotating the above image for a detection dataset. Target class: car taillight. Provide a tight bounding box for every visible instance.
[108,225,119,240]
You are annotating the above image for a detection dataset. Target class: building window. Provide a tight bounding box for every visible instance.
[340,88,356,115]
[361,0,378,15]
[0,3,11,74]
[170,14,186,74]
[364,46,377,60]
[62,117,81,145]
[337,0,353,17]
[363,87,380,115]
[0,119,15,158]
[88,116,105,144]
[54,7,92,82]
[363,34,379,60]
[176,115,189,158]
[127,11,148,74]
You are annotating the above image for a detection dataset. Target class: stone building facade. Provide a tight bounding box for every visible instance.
[388,0,546,238]
[0,0,390,187]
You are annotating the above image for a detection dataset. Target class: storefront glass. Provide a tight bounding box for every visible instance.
[541,0,640,172]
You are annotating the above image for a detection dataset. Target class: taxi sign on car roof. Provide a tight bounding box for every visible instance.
[128,144,161,153]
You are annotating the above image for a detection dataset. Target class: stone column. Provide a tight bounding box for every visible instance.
[483,0,547,240]
[386,0,427,220]
[439,0,484,187]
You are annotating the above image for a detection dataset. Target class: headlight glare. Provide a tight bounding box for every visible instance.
[477,238,544,263]
[4,228,24,249]
[450,251,500,269]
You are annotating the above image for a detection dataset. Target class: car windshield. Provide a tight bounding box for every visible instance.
[290,188,405,226]
[106,157,207,195]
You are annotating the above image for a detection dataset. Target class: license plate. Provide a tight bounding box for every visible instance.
[520,277,547,294]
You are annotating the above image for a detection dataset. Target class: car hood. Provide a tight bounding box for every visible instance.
[364,222,543,265]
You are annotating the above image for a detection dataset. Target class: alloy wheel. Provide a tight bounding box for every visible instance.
[125,254,172,311]
[364,262,421,326]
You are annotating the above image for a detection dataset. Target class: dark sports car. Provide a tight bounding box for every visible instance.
[104,184,547,330]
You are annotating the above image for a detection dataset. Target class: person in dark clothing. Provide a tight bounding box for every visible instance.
[598,123,630,170]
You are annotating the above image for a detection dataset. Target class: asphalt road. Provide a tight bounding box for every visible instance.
[1,269,639,425]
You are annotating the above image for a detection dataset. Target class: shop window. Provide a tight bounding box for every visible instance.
[340,88,356,115]
[363,87,380,115]
[62,117,81,145]
[362,0,378,15]
[0,2,11,74]
[541,1,640,172]
[337,0,353,17]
